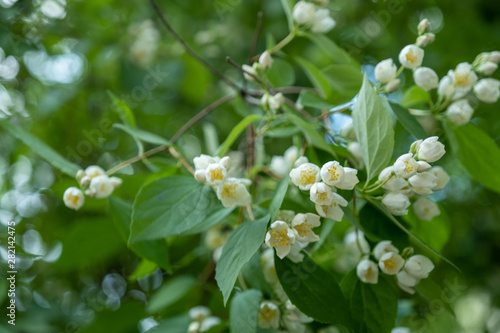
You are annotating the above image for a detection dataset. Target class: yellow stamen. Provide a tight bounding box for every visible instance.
[209,168,224,181]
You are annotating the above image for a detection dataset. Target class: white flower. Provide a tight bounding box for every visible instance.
[292,1,316,24]
[88,175,115,199]
[205,163,228,185]
[259,51,273,70]
[212,246,223,263]
[258,301,280,329]
[414,67,439,91]
[437,75,455,100]
[477,61,498,75]
[473,79,500,103]
[315,193,348,221]
[397,270,419,295]
[336,167,359,190]
[310,182,333,205]
[269,93,284,110]
[489,51,500,63]
[429,166,450,191]
[393,153,419,179]
[409,172,437,196]
[382,192,410,216]
[379,167,410,194]
[378,252,405,275]
[292,213,321,242]
[374,59,397,84]
[356,259,379,284]
[265,221,296,259]
[320,161,344,186]
[417,161,432,172]
[188,322,200,333]
[285,300,314,323]
[63,187,84,210]
[311,9,336,33]
[344,230,370,255]
[417,136,445,163]
[417,18,430,35]
[405,255,434,279]
[347,142,364,168]
[189,306,211,322]
[216,178,251,207]
[398,44,424,69]
[242,64,258,81]
[413,197,440,221]
[200,316,221,332]
[294,156,309,167]
[193,154,218,171]
[448,62,477,94]
[392,327,411,333]
[85,165,106,179]
[446,99,474,126]
[276,210,296,224]
[373,241,399,261]
[287,242,305,263]
[385,78,401,93]
[290,163,321,190]
[416,33,435,47]
[270,146,299,177]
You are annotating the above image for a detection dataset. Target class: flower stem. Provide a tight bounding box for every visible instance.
[268,30,296,55]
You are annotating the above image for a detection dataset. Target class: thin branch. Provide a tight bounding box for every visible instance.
[248,11,264,64]
[106,145,168,176]
[283,97,313,118]
[226,56,267,88]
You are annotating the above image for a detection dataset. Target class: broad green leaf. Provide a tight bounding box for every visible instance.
[294,56,331,99]
[352,75,395,184]
[152,314,190,333]
[129,259,158,281]
[267,58,295,87]
[229,289,262,333]
[108,91,136,127]
[341,269,397,333]
[216,215,270,305]
[0,121,81,177]
[269,175,290,221]
[405,203,451,252]
[401,85,430,108]
[389,102,427,139]
[109,196,171,272]
[322,64,363,104]
[359,204,409,250]
[241,253,272,296]
[113,123,170,146]
[444,121,500,194]
[415,276,457,315]
[274,255,351,328]
[146,275,197,313]
[216,114,262,157]
[130,176,234,243]
[300,32,360,66]
[298,90,335,110]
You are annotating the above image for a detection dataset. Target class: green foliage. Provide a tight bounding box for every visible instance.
[229,289,262,333]
[359,204,409,250]
[388,102,427,139]
[146,275,197,313]
[113,123,171,146]
[266,59,296,87]
[268,175,290,221]
[216,114,262,156]
[108,91,137,127]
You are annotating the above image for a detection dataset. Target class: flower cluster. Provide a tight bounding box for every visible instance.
[289,160,359,221]
[356,240,434,294]
[193,154,251,208]
[292,1,336,34]
[379,137,449,221]
[187,306,221,333]
[63,165,122,210]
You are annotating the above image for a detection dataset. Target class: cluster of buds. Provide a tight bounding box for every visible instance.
[63,165,122,210]
[193,154,251,208]
[292,1,336,34]
[289,160,359,221]
[187,306,221,333]
[356,240,434,294]
[380,137,449,221]
[242,50,274,83]
[261,92,285,112]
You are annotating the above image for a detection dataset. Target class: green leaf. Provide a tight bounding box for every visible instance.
[359,204,408,250]
[341,269,397,333]
[401,85,430,108]
[444,121,500,194]
[230,289,262,333]
[352,75,395,184]
[322,64,363,104]
[0,121,81,177]
[405,203,451,253]
[216,114,262,157]
[279,0,295,31]
[300,32,360,66]
[274,255,351,328]
[152,314,190,333]
[113,123,170,146]
[129,259,158,281]
[130,176,234,243]
[109,196,171,272]
[389,102,427,139]
[108,91,136,127]
[269,175,290,221]
[216,215,270,305]
[298,90,335,110]
[267,58,296,87]
[146,275,197,313]
[241,253,272,296]
[294,56,332,100]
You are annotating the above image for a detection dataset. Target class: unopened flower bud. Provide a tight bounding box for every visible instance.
[109,177,123,189]
[259,51,273,70]
[413,197,440,221]
[357,259,379,284]
[413,67,438,91]
[489,51,500,64]
[89,175,115,199]
[375,59,397,84]
[293,1,316,24]
[477,61,498,75]
[80,176,91,188]
[446,99,474,126]
[385,79,401,93]
[76,169,85,182]
[242,64,258,82]
[417,18,430,35]
[417,136,445,163]
[474,79,500,103]
[416,33,435,47]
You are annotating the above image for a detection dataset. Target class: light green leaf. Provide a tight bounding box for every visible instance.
[146,275,197,313]
[299,32,360,66]
[129,259,158,281]
[108,91,136,127]
[216,114,262,157]
[130,176,234,243]
[230,289,262,333]
[274,255,351,328]
[152,314,190,333]
[298,90,335,110]
[401,85,431,108]
[444,121,500,194]
[341,269,397,333]
[294,56,331,99]
[352,75,395,184]
[322,64,363,104]
[267,58,296,87]
[0,121,81,177]
[389,102,427,139]
[269,175,290,221]
[405,203,451,253]
[216,215,270,305]
[113,123,170,146]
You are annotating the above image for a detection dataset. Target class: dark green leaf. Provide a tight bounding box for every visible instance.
[146,275,197,313]
[230,289,262,333]
[405,203,451,253]
[108,91,136,127]
[389,102,427,139]
[359,204,409,250]
[294,56,332,99]
[323,64,363,104]
[266,58,295,87]
[269,175,290,221]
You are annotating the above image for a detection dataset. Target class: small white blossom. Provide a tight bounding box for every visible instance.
[378,252,405,275]
[414,67,439,91]
[393,153,419,179]
[310,182,333,205]
[409,172,438,196]
[189,306,211,322]
[216,178,251,207]
[292,213,321,242]
[344,230,370,255]
[85,165,106,179]
[205,163,228,185]
[405,255,434,279]
[397,270,419,295]
[200,317,221,332]
[287,242,305,263]
[356,259,379,284]
[294,156,309,167]
[188,322,200,333]
[429,166,450,191]
[379,167,410,194]
[258,301,280,329]
[374,59,397,84]
[242,64,258,82]
[448,62,478,96]
[373,241,399,261]
[382,192,410,216]
[489,51,500,63]
[336,167,359,190]
[416,33,435,47]
[80,176,91,188]
[446,99,474,126]
[63,187,84,210]
[259,51,273,70]
[310,9,336,33]
[417,161,432,172]
[212,246,223,263]
[315,193,348,221]
[265,221,296,259]
[473,79,500,103]
[398,44,424,69]
[437,75,455,100]
[292,1,316,24]
[413,197,440,221]
[320,161,344,186]
[417,136,445,162]
[290,163,321,190]
[193,154,219,171]
[88,175,115,199]
[417,18,430,35]
[385,79,401,93]
[477,61,498,75]
[109,177,122,189]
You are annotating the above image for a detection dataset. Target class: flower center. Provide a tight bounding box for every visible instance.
[68,193,80,205]
[403,160,414,174]
[317,190,328,202]
[383,257,397,271]
[294,222,311,237]
[209,168,224,181]
[406,51,417,63]
[300,169,316,185]
[272,229,290,247]
[260,306,276,322]
[328,166,340,181]
[454,73,469,87]
[221,184,237,199]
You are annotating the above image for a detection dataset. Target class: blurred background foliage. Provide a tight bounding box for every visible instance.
[0,0,500,332]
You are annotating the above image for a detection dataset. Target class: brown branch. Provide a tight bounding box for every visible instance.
[248,11,264,64]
